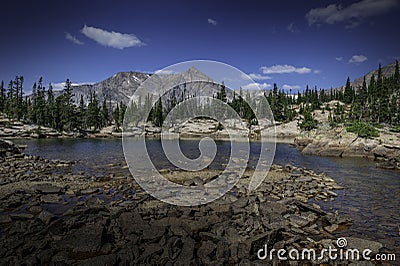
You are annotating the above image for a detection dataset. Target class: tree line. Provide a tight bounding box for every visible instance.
[0,77,126,132]
[1,61,399,134]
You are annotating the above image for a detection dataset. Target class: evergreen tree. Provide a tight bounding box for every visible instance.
[61,79,76,131]
[343,77,354,104]
[35,77,46,125]
[299,106,317,130]
[113,103,121,130]
[78,95,86,129]
[46,83,55,128]
[152,98,164,127]
[216,82,227,102]
[101,98,109,127]
[87,91,100,130]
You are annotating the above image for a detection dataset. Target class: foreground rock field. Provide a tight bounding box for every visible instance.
[0,139,390,265]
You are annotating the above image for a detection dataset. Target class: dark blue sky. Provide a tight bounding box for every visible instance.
[0,0,399,93]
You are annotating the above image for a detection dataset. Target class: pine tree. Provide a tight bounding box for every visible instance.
[35,77,46,125]
[46,83,55,128]
[87,91,100,130]
[216,82,227,102]
[152,98,164,127]
[101,98,109,127]
[299,106,317,130]
[78,95,86,129]
[62,79,76,131]
[0,80,5,112]
[343,77,354,104]
[113,103,120,130]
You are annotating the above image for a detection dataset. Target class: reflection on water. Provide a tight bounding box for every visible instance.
[14,138,400,251]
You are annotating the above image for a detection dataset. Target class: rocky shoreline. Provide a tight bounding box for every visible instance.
[0,139,389,265]
[294,129,400,171]
[2,110,400,172]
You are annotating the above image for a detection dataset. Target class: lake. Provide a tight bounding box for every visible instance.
[13,138,400,252]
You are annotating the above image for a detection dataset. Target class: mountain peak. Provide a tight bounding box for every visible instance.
[182,67,213,82]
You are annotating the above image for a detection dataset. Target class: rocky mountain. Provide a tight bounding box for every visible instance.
[333,61,398,92]
[69,67,236,108]
[69,71,151,106]
[351,61,397,89]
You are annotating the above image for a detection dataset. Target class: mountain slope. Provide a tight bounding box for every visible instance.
[71,71,151,106]
[351,61,397,88]
[70,67,235,107]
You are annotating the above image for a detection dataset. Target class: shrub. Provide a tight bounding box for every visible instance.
[346,121,379,138]
[299,108,318,131]
[216,122,224,131]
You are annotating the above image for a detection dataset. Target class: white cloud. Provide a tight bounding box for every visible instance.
[282,84,301,91]
[313,70,321,74]
[260,64,312,74]
[287,22,298,33]
[241,73,272,80]
[65,32,84,45]
[336,56,343,61]
[242,82,271,90]
[52,81,94,91]
[349,55,368,64]
[306,0,397,28]
[207,18,217,26]
[81,25,145,49]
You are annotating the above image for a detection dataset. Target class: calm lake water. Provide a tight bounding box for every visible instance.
[13,138,400,252]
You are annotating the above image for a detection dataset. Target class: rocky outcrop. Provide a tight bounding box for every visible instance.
[372,144,400,170]
[295,134,400,170]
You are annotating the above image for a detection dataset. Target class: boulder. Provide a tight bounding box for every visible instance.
[34,184,62,194]
[56,223,105,254]
[0,139,21,157]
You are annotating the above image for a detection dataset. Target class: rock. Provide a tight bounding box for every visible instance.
[373,145,400,161]
[324,224,339,233]
[294,138,313,149]
[28,206,43,214]
[183,176,204,187]
[56,223,105,254]
[0,215,12,224]
[224,227,241,244]
[259,201,288,216]
[343,237,383,254]
[246,229,284,257]
[289,214,311,228]
[34,184,62,194]
[85,196,104,207]
[77,254,117,266]
[138,243,163,262]
[302,140,346,157]
[197,241,217,261]
[0,139,21,157]
[40,194,62,203]
[80,188,99,194]
[175,237,195,265]
[118,210,149,235]
[9,213,34,220]
[37,210,56,225]
[294,201,327,215]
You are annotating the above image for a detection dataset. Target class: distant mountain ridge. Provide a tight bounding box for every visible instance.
[69,67,235,107]
[351,61,397,89]
[69,71,151,106]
